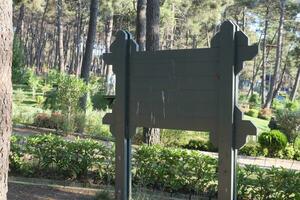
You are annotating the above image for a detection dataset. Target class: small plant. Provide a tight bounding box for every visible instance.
[248,93,260,108]
[258,130,288,156]
[276,109,300,142]
[35,95,45,107]
[245,109,259,118]
[14,88,26,105]
[258,108,272,120]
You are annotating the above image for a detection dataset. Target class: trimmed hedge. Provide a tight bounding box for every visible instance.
[9,134,300,199]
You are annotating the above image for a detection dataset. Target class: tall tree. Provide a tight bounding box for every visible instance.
[15,3,25,39]
[80,0,99,111]
[136,0,147,51]
[264,0,286,108]
[146,0,160,51]
[56,0,64,73]
[0,0,13,199]
[261,3,270,106]
[143,0,160,145]
[290,66,300,101]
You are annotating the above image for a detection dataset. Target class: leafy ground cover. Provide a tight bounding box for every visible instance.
[9,134,300,200]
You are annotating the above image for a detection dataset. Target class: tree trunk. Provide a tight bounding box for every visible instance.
[290,67,300,101]
[264,0,285,109]
[74,0,83,76]
[146,0,160,51]
[56,0,65,73]
[143,0,160,145]
[104,13,114,94]
[35,0,49,71]
[0,1,13,198]
[80,0,99,111]
[15,3,25,39]
[136,0,147,51]
[261,5,269,106]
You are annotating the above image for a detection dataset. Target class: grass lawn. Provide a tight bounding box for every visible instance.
[244,115,270,133]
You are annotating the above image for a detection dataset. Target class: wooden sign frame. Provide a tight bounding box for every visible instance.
[103,20,258,200]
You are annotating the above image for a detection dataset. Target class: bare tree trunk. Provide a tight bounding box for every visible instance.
[261,5,269,106]
[264,0,285,108]
[35,0,49,71]
[80,0,99,111]
[144,0,160,145]
[15,3,25,39]
[0,1,13,198]
[290,66,300,101]
[146,0,160,51]
[104,13,114,94]
[56,0,65,73]
[136,0,147,51]
[74,0,83,76]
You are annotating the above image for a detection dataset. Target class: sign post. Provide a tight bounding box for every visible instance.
[103,20,258,200]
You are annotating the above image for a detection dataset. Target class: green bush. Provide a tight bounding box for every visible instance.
[258,130,288,156]
[12,36,26,84]
[276,109,300,142]
[245,109,259,118]
[9,135,300,198]
[237,165,300,200]
[285,100,299,111]
[133,145,218,195]
[182,139,217,152]
[13,88,26,105]
[248,93,260,108]
[239,143,262,157]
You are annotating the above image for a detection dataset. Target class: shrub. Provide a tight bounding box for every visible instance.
[9,135,300,198]
[276,109,300,142]
[258,108,272,120]
[25,69,41,97]
[258,130,288,156]
[285,100,299,111]
[245,109,259,118]
[12,36,25,84]
[248,93,260,108]
[33,112,65,130]
[182,139,217,152]
[14,88,26,105]
[239,143,261,157]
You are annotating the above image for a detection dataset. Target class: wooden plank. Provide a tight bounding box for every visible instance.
[131,77,217,91]
[131,60,219,78]
[216,20,236,200]
[131,47,219,62]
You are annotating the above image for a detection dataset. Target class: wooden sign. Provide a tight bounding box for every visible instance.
[103,20,258,200]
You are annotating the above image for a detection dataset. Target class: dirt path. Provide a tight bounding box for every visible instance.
[8,182,97,200]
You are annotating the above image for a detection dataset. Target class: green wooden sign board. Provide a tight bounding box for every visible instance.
[103,20,258,200]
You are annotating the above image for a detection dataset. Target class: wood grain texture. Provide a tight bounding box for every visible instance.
[0,0,13,199]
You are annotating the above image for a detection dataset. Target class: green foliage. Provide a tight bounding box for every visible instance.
[44,74,88,133]
[284,100,299,111]
[237,165,300,200]
[21,134,110,179]
[35,95,45,107]
[276,109,300,142]
[239,143,262,157]
[12,36,25,84]
[133,145,218,195]
[13,103,44,125]
[25,69,41,97]
[13,88,26,105]
[258,130,288,156]
[248,93,260,108]
[245,109,259,118]
[258,108,272,120]
[9,135,300,198]
[182,139,217,152]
